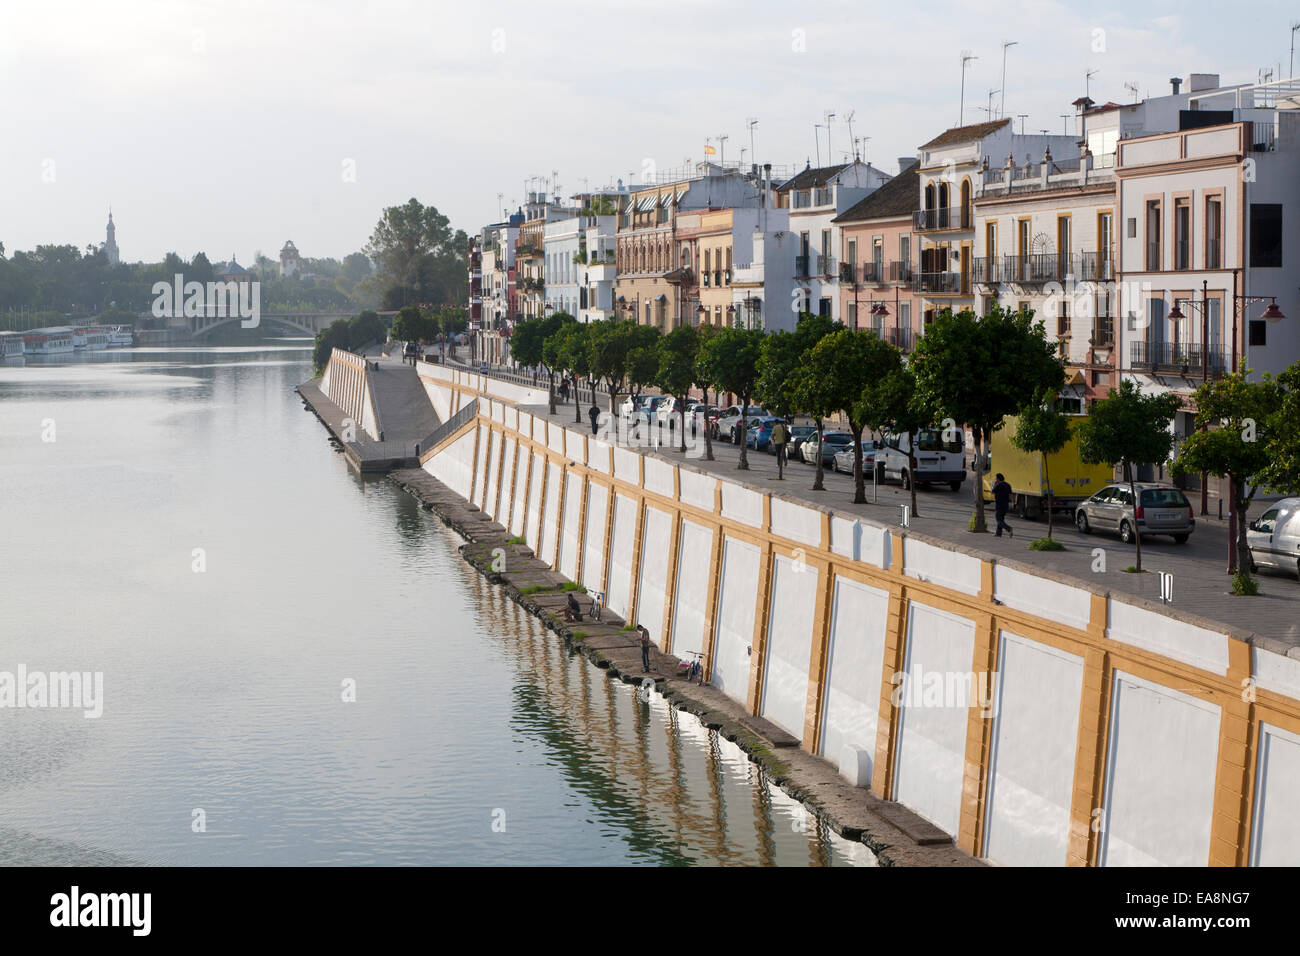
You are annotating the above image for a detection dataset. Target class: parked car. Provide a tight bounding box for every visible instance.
[745,417,784,450]
[1247,497,1300,580]
[619,393,646,417]
[831,440,882,476]
[686,403,717,437]
[877,427,966,491]
[714,405,767,442]
[621,394,659,427]
[655,396,684,429]
[782,424,817,458]
[1074,483,1195,543]
[801,431,854,466]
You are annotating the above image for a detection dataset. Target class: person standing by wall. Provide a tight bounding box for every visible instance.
[639,625,652,672]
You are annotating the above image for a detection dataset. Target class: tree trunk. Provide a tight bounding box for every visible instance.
[573,375,582,423]
[607,382,619,416]
[971,428,988,532]
[851,422,866,504]
[1235,477,1254,576]
[1129,474,1143,572]
[703,387,715,461]
[812,419,825,491]
[1044,453,1054,540]
[909,451,920,518]
[737,399,750,470]
[547,371,556,414]
[678,395,687,453]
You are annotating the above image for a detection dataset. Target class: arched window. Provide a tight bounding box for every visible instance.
[924,183,936,211]
[961,178,972,229]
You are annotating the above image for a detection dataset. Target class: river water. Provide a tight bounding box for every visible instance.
[0,343,871,866]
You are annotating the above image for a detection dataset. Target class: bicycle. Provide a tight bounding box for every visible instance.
[677,651,705,685]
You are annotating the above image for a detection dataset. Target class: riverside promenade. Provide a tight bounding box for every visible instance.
[298,346,441,472]
[499,388,1300,654]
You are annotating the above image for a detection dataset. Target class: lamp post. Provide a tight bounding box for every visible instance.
[1168,292,1285,567]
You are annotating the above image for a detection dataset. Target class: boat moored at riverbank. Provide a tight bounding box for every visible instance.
[22,327,75,355]
[0,331,25,358]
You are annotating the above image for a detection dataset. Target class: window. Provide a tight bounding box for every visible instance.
[1098,212,1114,276]
[1058,301,1071,337]
[1146,200,1162,270]
[1057,216,1071,276]
[900,302,911,328]
[1249,320,1268,346]
[1206,197,1222,269]
[818,297,831,317]
[1256,507,1280,534]
[1126,217,1137,239]
[1174,199,1190,270]
[1250,203,1282,267]
[846,238,857,278]
[1148,298,1166,346]
[847,301,858,328]
[899,235,911,266]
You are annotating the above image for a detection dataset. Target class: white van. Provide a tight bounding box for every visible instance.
[1247,497,1300,580]
[876,427,966,491]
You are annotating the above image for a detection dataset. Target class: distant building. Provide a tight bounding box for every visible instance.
[279,240,301,277]
[217,256,252,285]
[103,211,119,265]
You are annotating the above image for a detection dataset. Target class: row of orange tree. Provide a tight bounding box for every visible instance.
[505,308,1300,583]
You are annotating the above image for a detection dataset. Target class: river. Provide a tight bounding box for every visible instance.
[0,343,871,866]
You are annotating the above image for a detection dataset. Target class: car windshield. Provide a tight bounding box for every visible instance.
[915,428,963,453]
[1141,488,1190,508]
[792,426,815,436]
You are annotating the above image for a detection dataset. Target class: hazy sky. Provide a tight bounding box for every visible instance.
[2,0,1295,263]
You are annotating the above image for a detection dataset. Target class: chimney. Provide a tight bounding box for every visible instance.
[1170,77,1183,95]
[898,156,918,173]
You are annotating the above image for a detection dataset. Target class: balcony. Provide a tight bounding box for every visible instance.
[1174,239,1190,271]
[1000,253,1071,285]
[913,272,961,294]
[840,262,857,283]
[795,254,810,277]
[1078,252,1114,282]
[973,256,1003,284]
[880,325,914,351]
[887,260,913,283]
[1130,340,1229,376]
[816,255,837,277]
[1090,316,1115,347]
[913,207,969,232]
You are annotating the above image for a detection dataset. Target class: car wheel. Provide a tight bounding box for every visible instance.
[949,481,962,492]
[1076,511,1091,534]
[1172,534,1189,544]
[1119,520,1134,544]
[901,470,911,490]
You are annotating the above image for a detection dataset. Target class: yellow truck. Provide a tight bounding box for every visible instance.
[981,413,1114,520]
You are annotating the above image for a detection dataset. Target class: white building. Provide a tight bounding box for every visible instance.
[774,160,892,322]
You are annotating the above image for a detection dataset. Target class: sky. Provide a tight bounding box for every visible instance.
[2,0,1297,263]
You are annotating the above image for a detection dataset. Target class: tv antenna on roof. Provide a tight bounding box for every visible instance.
[959,51,978,124]
[1017,113,1028,135]
[1124,81,1140,103]
[845,110,857,159]
[1086,68,1099,101]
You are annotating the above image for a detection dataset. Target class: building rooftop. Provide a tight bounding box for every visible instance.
[919,117,1012,150]
[776,162,851,192]
[833,163,920,223]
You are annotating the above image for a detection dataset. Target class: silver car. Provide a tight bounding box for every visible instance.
[1074,482,1195,544]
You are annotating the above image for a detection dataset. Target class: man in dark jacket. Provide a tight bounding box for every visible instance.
[639,626,652,672]
[588,403,601,435]
[991,473,1014,538]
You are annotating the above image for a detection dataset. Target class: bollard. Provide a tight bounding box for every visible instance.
[1158,570,1174,604]
[900,504,911,528]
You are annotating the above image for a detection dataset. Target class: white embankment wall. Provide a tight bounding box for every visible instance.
[322,348,379,440]
[417,362,1300,867]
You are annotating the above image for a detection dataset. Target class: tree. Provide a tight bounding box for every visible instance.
[867,366,931,518]
[588,320,635,415]
[911,306,1064,533]
[1075,378,1180,573]
[1010,389,1073,542]
[693,323,720,461]
[699,326,764,469]
[390,305,427,344]
[1259,361,1300,497]
[512,313,566,413]
[1173,366,1284,579]
[347,310,387,352]
[624,326,663,441]
[363,199,465,308]
[552,319,592,423]
[655,324,699,452]
[801,329,903,502]
[313,319,350,373]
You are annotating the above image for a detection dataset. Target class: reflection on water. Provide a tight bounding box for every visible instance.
[0,345,871,866]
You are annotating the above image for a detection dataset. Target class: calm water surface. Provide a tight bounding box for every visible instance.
[0,343,871,866]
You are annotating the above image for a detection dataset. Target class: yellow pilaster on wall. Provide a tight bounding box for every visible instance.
[802,557,836,752]
[873,534,910,796]
[626,490,647,626]
[1068,590,1112,866]
[1210,637,1253,866]
[701,520,725,683]
[746,539,774,716]
[957,603,998,857]
[573,472,590,585]
[659,508,683,653]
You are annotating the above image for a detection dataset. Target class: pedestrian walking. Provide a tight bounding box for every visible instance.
[992,472,1015,538]
[588,402,601,435]
[560,379,570,402]
[771,420,789,479]
[639,625,651,672]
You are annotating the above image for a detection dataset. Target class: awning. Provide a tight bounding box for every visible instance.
[675,187,688,202]
[655,293,667,301]
[638,195,656,211]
